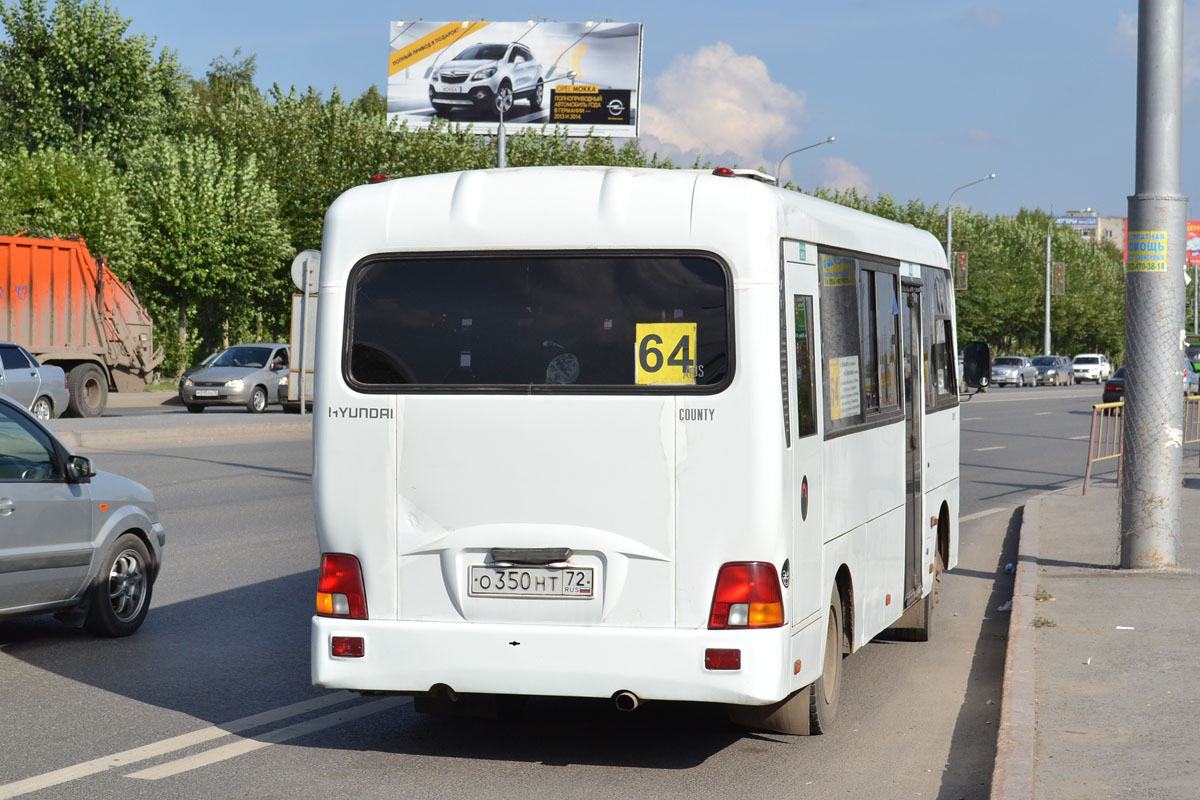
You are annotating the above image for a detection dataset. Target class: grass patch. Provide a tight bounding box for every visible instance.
[144,380,178,391]
[1034,586,1054,602]
[1032,616,1057,628]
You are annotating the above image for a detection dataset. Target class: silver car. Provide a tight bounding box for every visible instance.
[0,394,164,635]
[429,42,543,117]
[178,343,290,413]
[991,356,1037,387]
[0,342,69,420]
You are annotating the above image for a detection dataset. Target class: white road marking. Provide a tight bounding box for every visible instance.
[126,697,407,780]
[1035,412,1052,416]
[976,446,1006,452]
[1070,435,1090,440]
[960,507,1006,522]
[0,692,356,800]
[963,417,984,421]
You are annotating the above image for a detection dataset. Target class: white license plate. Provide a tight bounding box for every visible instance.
[469,565,593,598]
[441,84,465,94]
[195,389,218,397]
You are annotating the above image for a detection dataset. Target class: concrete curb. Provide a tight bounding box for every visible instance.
[55,421,311,450]
[990,498,1039,800]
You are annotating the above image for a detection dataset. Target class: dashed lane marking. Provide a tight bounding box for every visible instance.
[976,446,1006,452]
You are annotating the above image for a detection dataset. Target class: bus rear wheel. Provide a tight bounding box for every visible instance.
[727,584,843,735]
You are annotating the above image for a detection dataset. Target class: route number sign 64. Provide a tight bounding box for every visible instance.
[635,323,698,385]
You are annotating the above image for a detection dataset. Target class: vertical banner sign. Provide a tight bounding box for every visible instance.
[1126,230,1168,272]
[387,20,642,137]
[1187,220,1200,267]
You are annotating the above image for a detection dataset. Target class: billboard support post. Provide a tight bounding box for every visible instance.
[1121,0,1186,569]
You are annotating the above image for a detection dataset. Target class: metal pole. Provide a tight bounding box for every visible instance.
[1044,219,1052,354]
[1121,0,1186,568]
[945,173,996,265]
[298,262,309,417]
[1194,264,1198,333]
[775,137,835,186]
[497,103,506,168]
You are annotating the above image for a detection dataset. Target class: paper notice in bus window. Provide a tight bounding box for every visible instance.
[821,254,856,287]
[828,356,861,420]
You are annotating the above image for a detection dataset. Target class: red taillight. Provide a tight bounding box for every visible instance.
[708,562,785,629]
[1104,383,1119,392]
[712,167,736,177]
[316,553,368,619]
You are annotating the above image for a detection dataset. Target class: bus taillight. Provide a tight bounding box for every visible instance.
[708,562,784,629]
[317,553,368,619]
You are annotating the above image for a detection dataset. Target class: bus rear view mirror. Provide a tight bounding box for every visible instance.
[962,341,991,391]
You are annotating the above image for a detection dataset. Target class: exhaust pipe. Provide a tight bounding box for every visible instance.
[613,691,641,712]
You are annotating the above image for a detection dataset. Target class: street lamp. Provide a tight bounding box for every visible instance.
[775,137,835,187]
[945,173,996,262]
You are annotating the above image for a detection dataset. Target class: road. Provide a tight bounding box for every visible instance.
[0,384,1110,799]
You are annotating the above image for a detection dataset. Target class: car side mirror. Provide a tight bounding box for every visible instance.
[66,455,95,483]
[962,341,991,391]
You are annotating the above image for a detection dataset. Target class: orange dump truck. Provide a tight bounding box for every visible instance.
[0,233,162,416]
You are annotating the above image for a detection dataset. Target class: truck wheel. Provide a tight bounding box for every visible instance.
[246,386,267,413]
[67,364,108,417]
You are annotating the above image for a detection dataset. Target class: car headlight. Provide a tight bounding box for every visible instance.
[472,66,497,80]
[1048,369,1057,375]
[225,378,244,390]
[279,375,289,387]
[182,377,193,387]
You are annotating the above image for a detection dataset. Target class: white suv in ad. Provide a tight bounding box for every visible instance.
[1071,353,1112,383]
[429,43,543,117]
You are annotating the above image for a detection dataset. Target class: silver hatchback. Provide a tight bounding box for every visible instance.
[0,342,69,419]
[0,394,164,635]
[178,343,290,413]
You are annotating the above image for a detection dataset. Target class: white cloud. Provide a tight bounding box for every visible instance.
[1113,6,1200,93]
[972,7,1004,28]
[638,42,806,172]
[819,157,874,195]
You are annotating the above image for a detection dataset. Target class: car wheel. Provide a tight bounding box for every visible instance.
[528,79,544,110]
[494,82,514,116]
[66,363,107,417]
[246,386,268,413]
[185,403,205,413]
[30,396,52,420]
[84,533,153,637]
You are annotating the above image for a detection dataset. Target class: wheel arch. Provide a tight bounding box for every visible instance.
[834,563,853,654]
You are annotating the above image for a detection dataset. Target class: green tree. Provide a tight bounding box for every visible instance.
[0,0,190,157]
[0,146,137,270]
[124,135,292,374]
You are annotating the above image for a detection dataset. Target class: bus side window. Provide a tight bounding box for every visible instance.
[794,295,817,437]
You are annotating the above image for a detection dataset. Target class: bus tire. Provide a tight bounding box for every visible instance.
[808,584,843,734]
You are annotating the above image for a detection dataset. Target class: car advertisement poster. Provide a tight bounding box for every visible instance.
[386,20,642,137]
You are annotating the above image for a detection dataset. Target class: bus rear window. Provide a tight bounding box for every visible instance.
[346,253,731,391]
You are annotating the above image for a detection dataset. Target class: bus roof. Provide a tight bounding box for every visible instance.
[321,166,947,286]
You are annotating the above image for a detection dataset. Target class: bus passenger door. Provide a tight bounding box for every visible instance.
[783,242,823,624]
[901,285,923,605]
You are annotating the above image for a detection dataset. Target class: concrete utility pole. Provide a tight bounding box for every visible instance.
[1121,0,1187,568]
[1044,218,1052,355]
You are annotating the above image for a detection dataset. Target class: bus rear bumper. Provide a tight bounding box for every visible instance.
[311,616,795,705]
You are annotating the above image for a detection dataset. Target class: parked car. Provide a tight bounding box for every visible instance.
[0,393,164,635]
[0,341,69,420]
[429,42,543,117]
[1072,353,1112,383]
[178,343,290,413]
[1032,354,1074,386]
[1102,366,1125,404]
[990,356,1037,387]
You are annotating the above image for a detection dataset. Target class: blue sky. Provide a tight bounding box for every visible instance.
[106,1,1199,219]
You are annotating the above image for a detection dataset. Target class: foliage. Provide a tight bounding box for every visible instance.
[123,134,291,372]
[0,0,191,158]
[0,146,137,270]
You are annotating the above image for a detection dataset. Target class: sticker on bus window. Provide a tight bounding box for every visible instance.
[828,356,861,420]
[635,323,698,384]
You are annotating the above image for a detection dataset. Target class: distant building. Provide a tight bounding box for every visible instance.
[1055,209,1133,259]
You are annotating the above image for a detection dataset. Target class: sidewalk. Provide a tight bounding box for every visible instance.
[992,467,1200,799]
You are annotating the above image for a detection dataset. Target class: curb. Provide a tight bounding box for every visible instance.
[55,421,311,450]
[990,498,1039,800]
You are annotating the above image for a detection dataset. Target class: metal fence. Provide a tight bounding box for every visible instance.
[1084,396,1200,495]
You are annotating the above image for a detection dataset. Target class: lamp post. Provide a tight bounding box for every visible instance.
[775,137,835,187]
[945,173,996,266]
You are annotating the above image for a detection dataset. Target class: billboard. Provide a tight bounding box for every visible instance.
[387,20,642,137]
[1189,220,1200,267]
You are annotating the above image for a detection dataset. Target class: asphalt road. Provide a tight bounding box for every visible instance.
[0,383,1109,799]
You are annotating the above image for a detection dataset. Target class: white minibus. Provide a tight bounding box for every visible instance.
[311,166,982,734]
